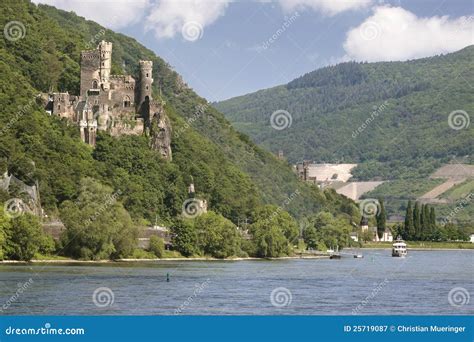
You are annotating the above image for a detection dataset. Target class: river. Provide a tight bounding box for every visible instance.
[0,249,472,315]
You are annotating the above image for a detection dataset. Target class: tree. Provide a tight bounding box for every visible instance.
[404,201,415,240]
[170,219,197,257]
[376,198,386,239]
[249,205,298,257]
[250,221,289,258]
[251,206,299,244]
[59,178,137,260]
[0,211,9,260]
[148,235,164,258]
[4,214,45,261]
[311,211,352,250]
[413,202,421,240]
[429,207,436,234]
[302,224,318,249]
[194,211,242,258]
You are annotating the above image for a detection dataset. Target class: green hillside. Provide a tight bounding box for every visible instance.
[214,49,474,180]
[0,0,360,260]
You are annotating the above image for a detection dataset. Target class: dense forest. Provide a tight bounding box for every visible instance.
[0,0,360,260]
[214,48,474,180]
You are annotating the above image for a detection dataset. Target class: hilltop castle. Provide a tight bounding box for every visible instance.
[46,41,172,160]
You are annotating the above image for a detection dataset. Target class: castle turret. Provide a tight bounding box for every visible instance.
[138,60,153,106]
[98,41,112,91]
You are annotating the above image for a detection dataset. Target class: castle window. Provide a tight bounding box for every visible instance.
[102,63,104,66]
[123,96,131,108]
[146,73,149,77]
[92,80,98,89]
[146,86,149,90]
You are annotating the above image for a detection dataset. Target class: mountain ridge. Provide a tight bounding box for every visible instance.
[0,0,358,227]
[214,46,474,181]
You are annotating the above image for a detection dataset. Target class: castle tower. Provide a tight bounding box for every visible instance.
[138,60,153,106]
[98,41,112,91]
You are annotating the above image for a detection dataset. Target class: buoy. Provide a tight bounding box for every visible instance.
[166,273,170,282]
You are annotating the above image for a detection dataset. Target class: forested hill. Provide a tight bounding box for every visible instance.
[214,47,474,180]
[0,0,357,227]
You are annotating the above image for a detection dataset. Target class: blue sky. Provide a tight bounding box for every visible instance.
[36,0,473,101]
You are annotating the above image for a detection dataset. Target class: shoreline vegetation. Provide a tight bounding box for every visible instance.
[1,242,472,264]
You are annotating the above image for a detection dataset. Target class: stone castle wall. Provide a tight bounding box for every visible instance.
[47,41,172,161]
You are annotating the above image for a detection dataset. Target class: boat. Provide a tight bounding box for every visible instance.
[392,236,407,257]
[328,246,341,259]
[353,254,363,258]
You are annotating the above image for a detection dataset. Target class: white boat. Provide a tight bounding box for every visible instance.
[392,237,407,257]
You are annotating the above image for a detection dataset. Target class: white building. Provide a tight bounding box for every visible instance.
[372,229,393,242]
[350,232,359,242]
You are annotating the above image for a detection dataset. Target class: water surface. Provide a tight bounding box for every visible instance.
[0,249,472,315]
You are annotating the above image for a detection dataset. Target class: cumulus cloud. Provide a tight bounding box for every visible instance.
[145,0,230,40]
[278,0,372,16]
[33,0,149,29]
[343,6,474,62]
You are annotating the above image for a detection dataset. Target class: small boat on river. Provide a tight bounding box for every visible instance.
[392,237,407,257]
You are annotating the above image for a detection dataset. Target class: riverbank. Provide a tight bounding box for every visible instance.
[0,254,331,264]
[361,241,474,250]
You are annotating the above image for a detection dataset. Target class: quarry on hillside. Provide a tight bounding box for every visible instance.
[418,164,474,203]
[294,162,384,200]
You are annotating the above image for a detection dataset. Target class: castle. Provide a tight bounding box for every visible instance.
[46,41,172,160]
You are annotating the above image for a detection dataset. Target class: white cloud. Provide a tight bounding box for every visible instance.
[145,0,230,41]
[343,6,474,62]
[33,0,150,29]
[278,0,372,16]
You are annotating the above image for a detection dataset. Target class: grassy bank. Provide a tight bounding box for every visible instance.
[362,241,474,249]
